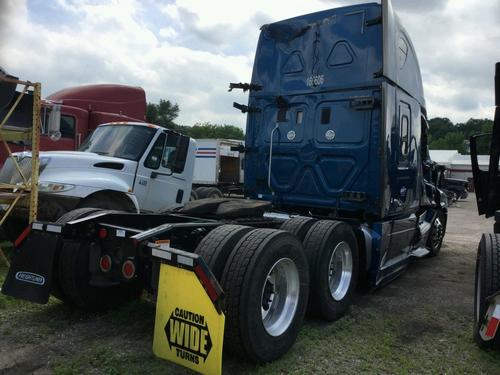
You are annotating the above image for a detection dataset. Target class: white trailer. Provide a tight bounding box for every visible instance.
[192,139,244,198]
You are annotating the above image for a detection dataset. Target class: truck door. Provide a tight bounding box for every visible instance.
[134,131,191,212]
[383,90,421,266]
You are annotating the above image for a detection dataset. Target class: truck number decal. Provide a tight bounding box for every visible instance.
[306,74,324,87]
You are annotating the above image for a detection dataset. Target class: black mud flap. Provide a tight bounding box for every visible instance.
[1,230,61,304]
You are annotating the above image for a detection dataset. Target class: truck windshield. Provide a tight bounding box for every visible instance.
[79,125,156,161]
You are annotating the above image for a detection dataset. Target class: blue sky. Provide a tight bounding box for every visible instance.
[1,0,499,128]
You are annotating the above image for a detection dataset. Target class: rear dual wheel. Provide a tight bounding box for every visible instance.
[303,220,359,321]
[199,226,309,363]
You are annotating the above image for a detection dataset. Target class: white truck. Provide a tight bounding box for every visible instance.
[191,139,244,199]
[0,122,197,222]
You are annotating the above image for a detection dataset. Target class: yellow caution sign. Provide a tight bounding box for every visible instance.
[153,262,225,375]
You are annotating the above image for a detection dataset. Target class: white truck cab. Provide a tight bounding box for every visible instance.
[1,122,196,220]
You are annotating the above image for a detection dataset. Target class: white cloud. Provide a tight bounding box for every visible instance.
[0,0,498,131]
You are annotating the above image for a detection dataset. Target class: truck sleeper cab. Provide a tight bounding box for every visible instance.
[241,0,446,285]
[1,0,447,369]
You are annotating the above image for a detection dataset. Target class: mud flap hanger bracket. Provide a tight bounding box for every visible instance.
[149,242,225,314]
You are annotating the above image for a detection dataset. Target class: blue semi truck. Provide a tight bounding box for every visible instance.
[2,0,447,368]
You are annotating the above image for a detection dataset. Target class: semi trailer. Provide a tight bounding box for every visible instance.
[2,0,447,372]
[192,138,244,199]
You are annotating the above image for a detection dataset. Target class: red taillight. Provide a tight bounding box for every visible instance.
[99,255,112,272]
[122,260,135,279]
[98,228,108,239]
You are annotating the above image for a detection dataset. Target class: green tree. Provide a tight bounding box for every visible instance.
[146,99,180,129]
[428,117,454,140]
[430,132,467,153]
[187,122,244,140]
[428,117,494,154]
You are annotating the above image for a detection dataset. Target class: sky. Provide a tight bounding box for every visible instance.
[0,0,499,129]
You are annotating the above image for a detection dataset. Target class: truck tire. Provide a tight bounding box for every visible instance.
[280,216,317,241]
[474,234,500,348]
[194,225,253,280]
[189,189,199,201]
[55,209,142,310]
[426,210,446,257]
[197,187,223,199]
[51,208,104,302]
[303,220,359,321]
[194,187,209,198]
[57,241,142,311]
[78,193,136,212]
[56,207,103,225]
[221,228,309,363]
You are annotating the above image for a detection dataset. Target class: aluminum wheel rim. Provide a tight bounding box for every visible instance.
[261,258,300,337]
[328,241,353,301]
[432,218,444,249]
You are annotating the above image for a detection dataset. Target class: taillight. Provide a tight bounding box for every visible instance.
[98,228,108,239]
[122,260,136,280]
[99,255,112,272]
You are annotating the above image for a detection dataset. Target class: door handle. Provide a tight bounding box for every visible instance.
[150,171,158,179]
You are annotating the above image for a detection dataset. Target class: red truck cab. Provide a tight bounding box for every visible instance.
[0,84,146,162]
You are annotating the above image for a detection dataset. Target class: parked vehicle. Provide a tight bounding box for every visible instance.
[0,83,146,164]
[0,122,196,222]
[470,62,500,349]
[2,0,448,371]
[192,139,244,199]
[442,177,469,201]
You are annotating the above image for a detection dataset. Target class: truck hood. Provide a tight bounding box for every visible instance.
[37,151,137,172]
[0,151,139,196]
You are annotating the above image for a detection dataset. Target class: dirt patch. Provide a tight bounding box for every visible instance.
[1,195,500,374]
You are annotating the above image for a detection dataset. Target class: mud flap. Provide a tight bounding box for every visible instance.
[151,242,225,375]
[1,227,61,304]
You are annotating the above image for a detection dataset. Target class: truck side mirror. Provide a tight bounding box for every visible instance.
[47,104,62,141]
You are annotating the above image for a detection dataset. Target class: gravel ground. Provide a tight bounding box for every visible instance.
[1,194,500,374]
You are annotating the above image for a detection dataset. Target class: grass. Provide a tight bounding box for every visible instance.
[1,240,500,374]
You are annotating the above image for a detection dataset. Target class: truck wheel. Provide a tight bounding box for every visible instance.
[221,228,309,363]
[189,189,199,201]
[474,234,500,348]
[194,224,252,280]
[280,216,317,241]
[197,187,223,199]
[194,187,208,198]
[57,240,142,311]
[78,193,136,212]
[303,220,359,321]
[51,208,104,302]
[55,208,141,310]
[426,210,446,257]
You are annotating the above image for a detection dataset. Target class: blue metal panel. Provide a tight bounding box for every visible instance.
[245,3,384,216]
[243,1,426,221]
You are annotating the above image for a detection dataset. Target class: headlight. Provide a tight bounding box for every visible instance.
[38,182,75,193]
